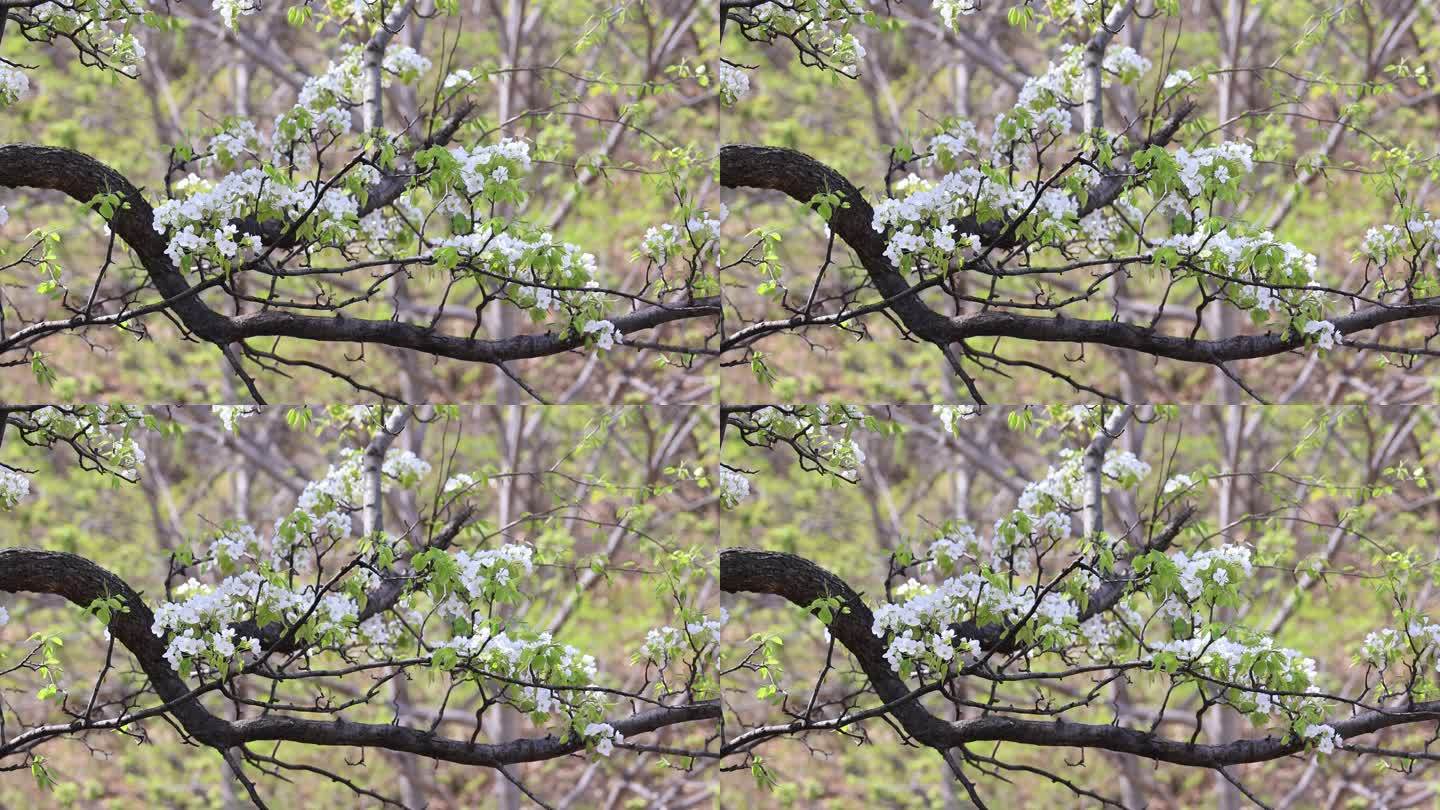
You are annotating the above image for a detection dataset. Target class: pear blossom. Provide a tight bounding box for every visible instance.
[934,404,978,436]
[212,404,258,432]
[0,65,30,106]
[1303,723,1339,755]
[582,320,619,351]
[0,467,30,509]
[717,62,750,105]
[718,465,751,508]
[1302,319,1338,351]
[444,473,477,494]
[584,722,624,756]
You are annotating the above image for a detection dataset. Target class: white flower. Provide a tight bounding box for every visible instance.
[935,0,978,33]
[1362,224,1402,265]
[0,205,8,227]
[382,449,431,484]
[1303,723,1339,755]
[934,404,978,436]
[929,527,976,570]
[443,70,477,90]
[642,626,685,663]
[207,120,260,165]
[640,223,681,264]
[1302,319,1337,351]
[718,466,750,508]
[583,722,624,756]
[0,65,30,106]
[1162,474,1197,495]
[1163,70,1196,90]
[1102,47,1151,82]
[212,0,257,30]
[444,473,477,494]
[208,524,260,567]
[1169,545,1252,600]
[212,405,259,433]
[581,319,619,351]
[0,467,31,509]
[0,606,9,627]
[717,62,749,105]
[382,46,432,80]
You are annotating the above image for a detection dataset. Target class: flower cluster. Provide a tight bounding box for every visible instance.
[434,626,610,730]
[744,0,871,76]
[1361,223,1406,265]
[1156,227,1322,318]
[1163,69,1196,90]
[212,404,259,433]
[25,0,150,71]
[437,225,602,317]
[640,223,682,264]
[1162,474,1198,495]
[443,69,478,90]
[0,65,30,107]
[718,465,751,508]
[1361,617,1440,674]
[153,168,360,269]
[928,526,977,572]
[1015,446,1151,519]
[743,405,874,478]
[1150,630,1323,716]
[935,0,978,32]
[581,320,619,351]
[27,406,149,480]
[206,120,262,167]
[450,544,536,603]
[1170,142,1255,198]
[1301,319,1338,351]
[151,571,364,673]
[583,722,624,756]
[640,609,727,665]
[1166,545,1253,602]
[294,445,427,517]
[1302,723,1340,755]
[0,467,31,510]
[873,569,1089,675]
[717,62,750,105]
[448,138,533,199]
[443,473,478,494]
[213,0,258,30]
[934,404,978,437]
[207,523,263,569]
[381,449,431,486]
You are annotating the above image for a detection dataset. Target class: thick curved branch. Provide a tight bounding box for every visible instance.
[0,547,719,765]
[719,546,1440,767]
[0,144,719,363]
